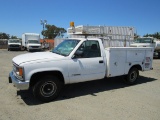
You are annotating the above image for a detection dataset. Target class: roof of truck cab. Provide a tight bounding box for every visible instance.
[23,33,40,35]
[67,38,101,41]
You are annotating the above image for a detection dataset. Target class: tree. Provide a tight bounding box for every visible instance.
[154,32,160,39]
[143,32,160,39]
[134,33,140,39]
[42,24,66,39]
[0,32,10,39]
[11,35,18,39]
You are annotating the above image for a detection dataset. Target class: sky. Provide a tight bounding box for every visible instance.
[0,0,160,38]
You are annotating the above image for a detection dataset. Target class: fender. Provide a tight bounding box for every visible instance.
[124,62,143,74]
[23,59,70,84]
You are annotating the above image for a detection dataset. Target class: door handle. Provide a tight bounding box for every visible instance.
[99,60,104,63]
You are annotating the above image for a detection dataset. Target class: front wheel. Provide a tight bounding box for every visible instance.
[33,75,63,102]
[158,52,160,59]
[124,68,139,85]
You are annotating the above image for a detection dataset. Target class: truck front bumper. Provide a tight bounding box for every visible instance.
[8,46,21,49]
[9,71,29,90]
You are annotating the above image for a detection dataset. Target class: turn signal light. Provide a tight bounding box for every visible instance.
[19,68,23,77]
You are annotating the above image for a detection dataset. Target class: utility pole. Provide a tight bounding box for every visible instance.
[40,19,47,43]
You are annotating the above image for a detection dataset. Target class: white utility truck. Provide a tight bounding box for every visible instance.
[9,37,153,102]
[130,37,160,58]
[22,33,41,52]
[8,39,21,51]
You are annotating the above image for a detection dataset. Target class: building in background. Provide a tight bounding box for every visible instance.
[40,39,54,49]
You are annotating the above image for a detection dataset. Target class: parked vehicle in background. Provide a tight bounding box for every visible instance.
[130,37,160,58]
[22,33,41,52]
[8,39,21,51]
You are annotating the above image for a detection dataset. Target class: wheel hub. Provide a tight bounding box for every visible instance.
[40,81,57,97]
[130,71,137,82]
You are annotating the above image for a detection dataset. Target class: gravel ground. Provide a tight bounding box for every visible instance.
[0,49,160,120]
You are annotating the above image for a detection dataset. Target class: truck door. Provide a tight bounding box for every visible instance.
[68,40,106,83]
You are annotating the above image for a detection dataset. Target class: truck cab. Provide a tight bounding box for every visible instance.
[26,39,41,52]
[8,39,21,51]
[130,37,160,58]
[130,37,155,47]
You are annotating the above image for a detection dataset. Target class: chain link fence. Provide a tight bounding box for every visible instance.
[0,39,8,49]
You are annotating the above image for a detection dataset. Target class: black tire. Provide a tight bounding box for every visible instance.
[158,52,160,59]
[33,75,63,102]
[8,48,10,51]
[124,67,139,85]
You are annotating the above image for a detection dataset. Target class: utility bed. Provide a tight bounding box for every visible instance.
[105,47,153,77]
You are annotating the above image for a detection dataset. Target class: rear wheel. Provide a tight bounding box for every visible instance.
[33,75,63,102]
[124,68,139,85]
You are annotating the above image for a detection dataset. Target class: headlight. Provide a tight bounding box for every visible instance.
[16,67,23,76]
[13,64,24,81]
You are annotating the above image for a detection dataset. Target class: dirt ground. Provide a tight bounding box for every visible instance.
[0,49,160,120]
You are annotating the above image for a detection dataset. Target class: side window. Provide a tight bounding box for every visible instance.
[76,40,101,58]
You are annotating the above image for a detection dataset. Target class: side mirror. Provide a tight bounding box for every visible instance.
[72,50,83,59]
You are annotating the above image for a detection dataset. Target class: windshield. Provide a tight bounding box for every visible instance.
[134,38,152,43]
[52,39,80,56]
[8,40,20,43]
[28,40,39,44]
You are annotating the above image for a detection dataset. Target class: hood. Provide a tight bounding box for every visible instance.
[12,52,65,65]
[8,43,21,45]
[27,43,41,46]
[130,43,151,47]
